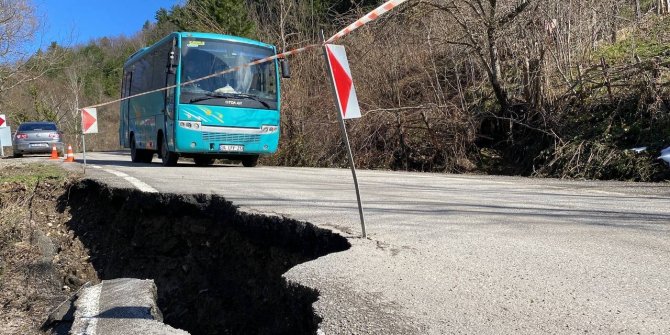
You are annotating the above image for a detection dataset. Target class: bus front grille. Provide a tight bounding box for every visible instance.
[202,132,261,144]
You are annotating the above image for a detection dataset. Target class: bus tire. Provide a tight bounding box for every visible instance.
[193,156,214,166]
[241,155,259,167]
[130,135,153,163]
[130,135,139,162]
[160,135,178,166]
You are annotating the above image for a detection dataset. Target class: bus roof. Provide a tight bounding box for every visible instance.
[124,32,275,68]
[180,32,274,49]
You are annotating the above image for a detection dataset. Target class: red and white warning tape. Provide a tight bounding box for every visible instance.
[81,0,409,110]
[326,0,408,43]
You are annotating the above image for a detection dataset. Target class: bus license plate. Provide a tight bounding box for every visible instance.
[219,144,244,152]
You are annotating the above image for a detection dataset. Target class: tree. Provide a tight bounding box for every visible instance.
[157,0,255,38]
[0,0,36,61]
[0,0,38,94]
[635,0,641,20]
[427,0,536,115]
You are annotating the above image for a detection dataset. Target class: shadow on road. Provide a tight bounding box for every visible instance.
[79,151,242,169]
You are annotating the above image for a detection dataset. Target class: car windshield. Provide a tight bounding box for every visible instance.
[19,123,57,131]
[180,38,277,109]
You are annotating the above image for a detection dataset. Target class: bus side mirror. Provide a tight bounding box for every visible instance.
[280,58,291,79]
[167,50,177,74]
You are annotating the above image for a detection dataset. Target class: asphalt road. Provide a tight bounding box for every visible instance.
[59,152,670,334]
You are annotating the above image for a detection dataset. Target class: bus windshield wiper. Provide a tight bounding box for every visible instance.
[237,94,271,109]
[222,93,271,109]
[189,92,220,103]
[189,92,270,109]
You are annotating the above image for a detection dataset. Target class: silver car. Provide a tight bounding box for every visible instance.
[12,122,64,158]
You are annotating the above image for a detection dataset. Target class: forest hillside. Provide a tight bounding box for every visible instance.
[2,0,669,181]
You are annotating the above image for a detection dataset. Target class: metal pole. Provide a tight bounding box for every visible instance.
[79,109,86,173]
[0,134,4,157]
[82,133,87,172]
[81,108,87,173]
[337,108,367,238]
[321,33,367,238]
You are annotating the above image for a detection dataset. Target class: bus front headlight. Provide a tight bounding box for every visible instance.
[261,125,278,133]
[180,121,202,130]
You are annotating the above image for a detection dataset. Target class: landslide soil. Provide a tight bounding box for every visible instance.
[0,161,97,335]
[64,179,350,335]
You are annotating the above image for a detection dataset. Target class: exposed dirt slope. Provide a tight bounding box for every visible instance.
[0,162,98,335]
[1,160,351,334]
[62,179,350,334]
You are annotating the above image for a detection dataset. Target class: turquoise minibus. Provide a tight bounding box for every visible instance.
[119,32,288,166]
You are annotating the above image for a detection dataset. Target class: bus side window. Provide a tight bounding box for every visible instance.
[121,71,127,98]
[122,71,132,98]
[131,61,149,95]
[151,49,168,90]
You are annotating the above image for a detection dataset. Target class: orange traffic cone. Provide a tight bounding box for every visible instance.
[49,144,59,160]
[64,145,75,163]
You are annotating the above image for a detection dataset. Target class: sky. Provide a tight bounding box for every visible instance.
[31,0,182,51]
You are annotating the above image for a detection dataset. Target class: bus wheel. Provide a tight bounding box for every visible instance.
[131,136,153,163]
[193,156,214,166]
[130,136,143,162]
[160,135,178,166]
[241,155,259,167]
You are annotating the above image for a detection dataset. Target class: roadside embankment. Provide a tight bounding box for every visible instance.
[2,160,350,334]
[0,162,97,335]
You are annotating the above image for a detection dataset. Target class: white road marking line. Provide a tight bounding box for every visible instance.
[103,169,128,178]
[101,168,159,193]
[91,165,103,169]
[124,176,159,193]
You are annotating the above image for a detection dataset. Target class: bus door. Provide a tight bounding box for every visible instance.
[121,71,132,147]
[164,38,178,150]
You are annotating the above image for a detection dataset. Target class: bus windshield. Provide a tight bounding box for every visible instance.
[180,38,277,109]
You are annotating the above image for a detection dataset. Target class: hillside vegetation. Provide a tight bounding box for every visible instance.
[1,0,669,181]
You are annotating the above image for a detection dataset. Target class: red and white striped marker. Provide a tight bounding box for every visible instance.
[326,0,409,43]
[81,108,98,134]
[322,43,367,238]
[325,44,361,119]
